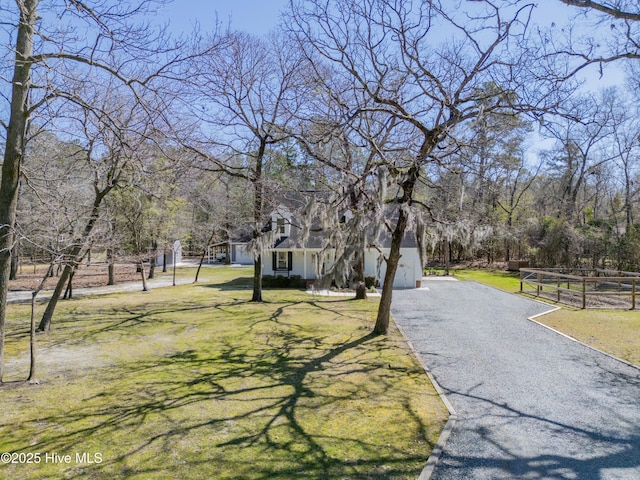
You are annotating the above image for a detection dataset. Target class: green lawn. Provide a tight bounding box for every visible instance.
[0,267,447,480]
[534,309,640,367]
[451,268,522,292]
[455,268,640,367]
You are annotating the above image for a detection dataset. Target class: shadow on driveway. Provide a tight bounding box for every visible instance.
[392,281,640,480]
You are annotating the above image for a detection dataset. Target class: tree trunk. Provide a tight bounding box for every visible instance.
[38,264,72,332]
[107,262,116,285]
[354,251,367,300]
[444,240,450,276]
[148,240,157,279]
[9,239,19,280]
[0,0,38,383]
[374,170,418,334]
[194,252,205,284]
[63,268,74,299]
[107,248,116,285]
[162,250,167,273]
[252,254,263,302]
[251,139,266,303]
[225,242,231,265]
[28,264,52,384]
[625,172,633,232]
[374,208,409,335]
[28,292,38,384]
[195,228,217,283]
[139,260,149,292]
[38,187,110,332]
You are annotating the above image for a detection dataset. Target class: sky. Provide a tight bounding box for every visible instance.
[153,0,290,36]
[152,0,625,90]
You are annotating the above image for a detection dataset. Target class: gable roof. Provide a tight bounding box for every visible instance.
[267,191,417,250]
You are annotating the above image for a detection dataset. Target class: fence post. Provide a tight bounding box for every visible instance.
[537,272,541,297]
[557,276,560,302]
[633,279,636,310]
[582,277,586,309]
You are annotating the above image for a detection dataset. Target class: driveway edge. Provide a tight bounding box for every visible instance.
[527,307,640,372]
[393,319,457,480]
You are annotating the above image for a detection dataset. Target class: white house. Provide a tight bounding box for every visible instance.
[261,200,422,289]
[229,241,253,265]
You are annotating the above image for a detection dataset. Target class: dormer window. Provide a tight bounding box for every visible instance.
[271,206,292,237]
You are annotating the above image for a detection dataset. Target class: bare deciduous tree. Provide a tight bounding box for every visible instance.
[540,93,615,224]
[289,0,566,334]
[559,0,640,21]
[555,0,640,74]
[0,0,185,381]
[187,31,307,302]
[37,89,164,332]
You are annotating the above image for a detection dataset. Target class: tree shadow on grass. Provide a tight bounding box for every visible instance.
[0,298,437,479]
[6,298,252,352]
[202,276,254,290]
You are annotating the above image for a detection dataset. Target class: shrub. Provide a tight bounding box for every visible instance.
[262,275,306,289]
[365,275,376,288]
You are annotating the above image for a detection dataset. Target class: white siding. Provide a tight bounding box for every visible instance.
[231,243,253,265]
[364,247,421,288]
[263,251,312,278]
[261,247,421,288]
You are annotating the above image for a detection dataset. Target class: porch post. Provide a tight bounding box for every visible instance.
[303,250,307,280]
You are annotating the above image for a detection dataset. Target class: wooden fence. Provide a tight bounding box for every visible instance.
[520,268,638,310]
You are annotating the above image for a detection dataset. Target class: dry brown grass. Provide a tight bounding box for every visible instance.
[9,263,145,291]
[536,308,640,367]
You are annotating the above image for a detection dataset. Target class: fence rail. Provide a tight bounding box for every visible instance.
[520,268,637,310]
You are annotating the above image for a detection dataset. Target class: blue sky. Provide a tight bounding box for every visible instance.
[154,0,290,35]
[151,0,624,90]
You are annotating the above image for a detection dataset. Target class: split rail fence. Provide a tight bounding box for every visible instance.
[520,268,638,310]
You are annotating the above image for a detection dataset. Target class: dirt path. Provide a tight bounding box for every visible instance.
[7,265,193,304]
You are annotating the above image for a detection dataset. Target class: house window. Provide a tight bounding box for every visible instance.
[277,218,286,234]
[277,251,288,270]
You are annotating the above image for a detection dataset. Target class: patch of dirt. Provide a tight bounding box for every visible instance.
[4,344,107,380]
[9,263,142,292]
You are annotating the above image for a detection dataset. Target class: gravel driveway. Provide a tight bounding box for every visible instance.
[392,280,640,480]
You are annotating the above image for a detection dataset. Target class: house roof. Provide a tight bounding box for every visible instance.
[272,229,417,250]
[267,191,418,251]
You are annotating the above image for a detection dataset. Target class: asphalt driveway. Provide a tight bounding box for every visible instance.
[392,280,640,480]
